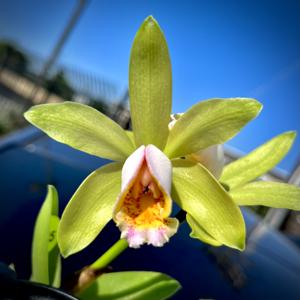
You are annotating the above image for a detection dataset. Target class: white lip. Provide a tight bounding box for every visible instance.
[112,144,177,248]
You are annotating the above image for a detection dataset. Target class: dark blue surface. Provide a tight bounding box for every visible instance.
[1,127,300,300]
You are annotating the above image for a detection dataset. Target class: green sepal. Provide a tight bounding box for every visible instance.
[78,271,181,300]
[129,16,172,150]
[58,162,122,257]
[125,130,135,146]
[164,98,262,159]
[30,185,61,287]
[24,102,135,161]
[230,181,300,209]
[172,159,245,250]
[186,214,222,246]
[221,131,297,189]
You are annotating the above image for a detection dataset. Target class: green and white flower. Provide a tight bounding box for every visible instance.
[24,16,299,258]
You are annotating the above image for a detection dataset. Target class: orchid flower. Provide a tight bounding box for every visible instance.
[25,16,294,258]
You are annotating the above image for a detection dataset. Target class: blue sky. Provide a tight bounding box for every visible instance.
[0,0,299,173]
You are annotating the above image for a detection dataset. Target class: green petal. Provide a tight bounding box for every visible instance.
[230,181,300,209]
[129,16,172,149]
[125,130,135,146]
[58,162,122,257]
[79,271,181,300]
[172,160,245,250]
[221,131,296,189]
[24,102,135,161]
[186,214,222,246]
[164,98,262,158]
[31,185,61,287]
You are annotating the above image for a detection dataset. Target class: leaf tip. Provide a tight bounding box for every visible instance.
[57,218,85,259]
[141,15,162,33]
[247,98,263,115]
[57,220,71,258]
[286,130,297,140]
[144,15,157,25]
[172,279,182,292]
[277,130,297,152]
[230,231,246,251]
[47,184,56,194]
[23,108,33,122]
[236,239,246,252]
[57,235,70,259]
[23,104,45,125]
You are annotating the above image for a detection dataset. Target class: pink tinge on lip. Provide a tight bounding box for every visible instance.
[113,145,178,248]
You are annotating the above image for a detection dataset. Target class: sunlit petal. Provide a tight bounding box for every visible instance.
[165,98,262,159]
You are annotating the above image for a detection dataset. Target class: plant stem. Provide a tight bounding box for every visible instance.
[73,210,187,294]
[90,238,128,270]
[89,210,186,271]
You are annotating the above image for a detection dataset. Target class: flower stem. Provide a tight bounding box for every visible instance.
[71,211,187,294]
[87,210,186,271]
[90,238,128,270]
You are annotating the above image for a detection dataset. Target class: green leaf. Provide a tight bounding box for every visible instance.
[48,215,61,288]
[79,271,181,300]
[230,181,300,209]
[31,185,61,287]
[24,102,135,161]
[172,160,245,250]
[221,131,296,189]
[129,16,172,150]
[186,214,222,246]
[48,216,60,252]
[58,162,122,257]
[164,98,262,159]
[50,249,61,288]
